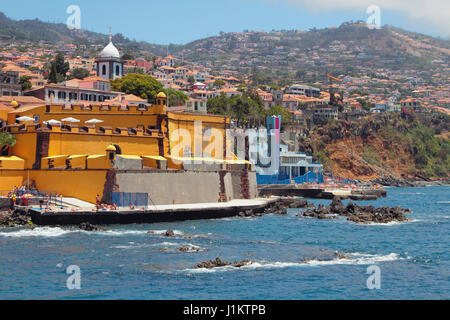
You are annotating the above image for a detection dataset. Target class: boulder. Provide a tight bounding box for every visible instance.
[164,230,175,237]
[194,257,251,269]
[79,222,100,231]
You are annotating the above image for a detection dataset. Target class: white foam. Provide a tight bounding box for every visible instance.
[152,241,180,247]
[0,227,74,238]
[363,219,421,226]
[182,253,403,273]
[0,227,159,238]
[99,230,149,236]
[147,229,185,236]
[303,253,401,266]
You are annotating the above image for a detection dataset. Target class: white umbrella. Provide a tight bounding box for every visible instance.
[85,119,104,124]
[16,116,34,122]
[61,117,80,123]
[46,119,62,125]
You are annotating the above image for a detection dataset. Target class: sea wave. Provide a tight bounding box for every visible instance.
[362,219,421,226]
[0,227,154,238]
[182,253,403,273]
[0,227,74,238]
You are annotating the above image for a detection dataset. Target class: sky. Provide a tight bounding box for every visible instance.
[1,0,448,44]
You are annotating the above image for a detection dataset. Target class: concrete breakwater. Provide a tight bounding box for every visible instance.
[258,185,386,200]
[28,198,283,226]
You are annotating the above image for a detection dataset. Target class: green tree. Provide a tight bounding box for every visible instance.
[265,105,292,128]
[121,53,134,61]
[19,75,32,91]
[167,88,188,107]
[207,93,262,127]
[110,73,163,101]
[70,67,90,80]
[47,52,69,83]
[0,132,16,155]
[207,93,230,115]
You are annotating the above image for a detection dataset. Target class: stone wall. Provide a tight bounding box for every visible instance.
[116,171,222,205]
[115,170,258,205]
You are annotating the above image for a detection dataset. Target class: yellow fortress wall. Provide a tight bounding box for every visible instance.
[0,93,257,205]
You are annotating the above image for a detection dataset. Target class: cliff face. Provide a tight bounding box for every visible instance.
[299,114,450,182]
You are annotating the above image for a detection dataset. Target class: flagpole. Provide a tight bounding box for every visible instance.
[167,45,169,108]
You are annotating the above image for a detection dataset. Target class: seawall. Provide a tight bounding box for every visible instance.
[29,198,277,226]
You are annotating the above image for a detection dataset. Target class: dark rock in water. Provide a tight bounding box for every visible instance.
[164,230,175,237]
[232,259,251,268]
[285,199,310,208]
[300,251,350,263]
[178,246,200,252]
[79,222,100,231]
[195,257,251,269]
[330,196,346,214]
[333,251,350,259]
[298,198,411,224]
[299,203,336,220]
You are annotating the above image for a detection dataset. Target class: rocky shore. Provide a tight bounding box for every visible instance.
[0,209,32,227]
[361,176,450,187]
[236,198,312,217]
[299,196,411,224]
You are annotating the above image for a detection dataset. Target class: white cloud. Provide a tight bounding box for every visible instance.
[275,0,450,37]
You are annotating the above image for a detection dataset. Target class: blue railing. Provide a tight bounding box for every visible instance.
[111,192,149,208]
[257,172,323,185]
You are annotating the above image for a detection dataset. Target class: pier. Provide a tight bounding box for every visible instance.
[29,198,279,226]
[258,184,386,200]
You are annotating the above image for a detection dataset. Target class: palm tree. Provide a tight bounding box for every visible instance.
[0,132,16,155]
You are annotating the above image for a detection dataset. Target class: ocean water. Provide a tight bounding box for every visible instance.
[0,186,448,300]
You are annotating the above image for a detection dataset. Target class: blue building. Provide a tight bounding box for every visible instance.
[251,116,323,185]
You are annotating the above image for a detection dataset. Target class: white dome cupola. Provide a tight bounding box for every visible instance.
[99,41,120,59]
[95,28,123,81]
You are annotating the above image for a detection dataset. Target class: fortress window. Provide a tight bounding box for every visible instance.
[102,65,106,75]
[116,65,120,76]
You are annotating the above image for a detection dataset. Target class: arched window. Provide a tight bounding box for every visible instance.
[116,65,120,76]
[102,65,106,75]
